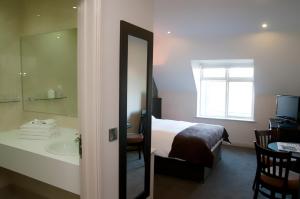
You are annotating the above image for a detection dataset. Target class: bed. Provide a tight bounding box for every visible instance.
[151,116,230,182]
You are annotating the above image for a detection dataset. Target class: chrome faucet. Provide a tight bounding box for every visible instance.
[74,131,80,143]
[74,136,80,143]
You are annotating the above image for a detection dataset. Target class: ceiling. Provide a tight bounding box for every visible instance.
[154,0,300,36]
[153,0,300,94]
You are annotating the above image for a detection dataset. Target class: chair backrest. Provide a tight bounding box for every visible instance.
[254,142,291,183]
[138,110,147,134]
[255,130,278,148]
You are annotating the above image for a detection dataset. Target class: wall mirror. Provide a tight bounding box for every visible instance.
[119,21,153,199]
[21,28,77,116]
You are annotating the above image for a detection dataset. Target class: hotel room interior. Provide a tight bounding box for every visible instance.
[0,0,299,199]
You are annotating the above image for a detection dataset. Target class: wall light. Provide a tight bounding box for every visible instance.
[167,31,171,34]
[73,6,77,9]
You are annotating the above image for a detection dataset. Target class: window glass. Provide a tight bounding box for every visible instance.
[228,82,253,118]
[202,68,225,78]
[229,67,254,78]
[200,80,226,117]
[193,60,255,120]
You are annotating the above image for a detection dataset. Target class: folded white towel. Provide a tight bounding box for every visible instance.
[31,119,56,125]
[19,129,55,136]
[18,135,51,140]
[21,119,56,128]
[19,133,51,137]
[20,120,57,130]
[20,124,56,130]
[19,119,58,140]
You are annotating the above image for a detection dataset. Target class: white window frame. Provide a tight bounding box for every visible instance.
[192,60,255,121]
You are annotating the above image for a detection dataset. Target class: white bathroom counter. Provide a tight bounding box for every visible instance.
[0,128,80,195]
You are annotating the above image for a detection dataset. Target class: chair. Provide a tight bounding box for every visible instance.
[127,111,146,159]
[253,130,278,189]
[254,129,298,173]
[255,129,278,148]
[253,142,299,199]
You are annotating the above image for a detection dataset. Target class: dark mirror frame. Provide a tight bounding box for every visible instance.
[119,20,153,199]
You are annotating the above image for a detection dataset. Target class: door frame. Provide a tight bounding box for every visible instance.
[78,0,103,198]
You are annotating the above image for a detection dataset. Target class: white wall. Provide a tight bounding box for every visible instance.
[100,0,153,198]
[154,31,300,147]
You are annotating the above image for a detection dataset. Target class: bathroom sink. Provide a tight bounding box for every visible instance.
[46,141,79,156]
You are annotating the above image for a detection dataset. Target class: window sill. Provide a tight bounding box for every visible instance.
[194,116,256,123]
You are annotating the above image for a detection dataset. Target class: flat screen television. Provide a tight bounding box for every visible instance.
[276,95,300,122]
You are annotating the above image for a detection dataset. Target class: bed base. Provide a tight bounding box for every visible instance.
[154,141,222,183]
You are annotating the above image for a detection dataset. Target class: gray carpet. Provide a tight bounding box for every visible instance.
[127,151,145,199]
[154,145,282,199]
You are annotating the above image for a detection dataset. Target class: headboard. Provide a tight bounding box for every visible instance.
[152,79,161,118]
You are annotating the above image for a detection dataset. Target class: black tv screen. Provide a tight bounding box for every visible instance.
[276,95,300,121]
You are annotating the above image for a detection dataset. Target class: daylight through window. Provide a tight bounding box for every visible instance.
[192,60,255,121]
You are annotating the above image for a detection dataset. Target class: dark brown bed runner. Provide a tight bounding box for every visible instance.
[168,123,230,168]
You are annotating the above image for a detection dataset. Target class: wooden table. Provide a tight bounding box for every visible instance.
[268,142,300,173]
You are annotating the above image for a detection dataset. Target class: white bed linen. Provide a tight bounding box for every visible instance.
[151,117,196,157]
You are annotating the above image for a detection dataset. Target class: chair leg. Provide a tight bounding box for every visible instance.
[271,191,275,199]
[292,191,298,199]
[253,183,259,199]
[138,146,141,160]
[252,177,256,190]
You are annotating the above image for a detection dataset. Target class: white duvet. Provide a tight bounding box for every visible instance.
[151,117,197,157]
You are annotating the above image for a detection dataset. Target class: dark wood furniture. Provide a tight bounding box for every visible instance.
[127,134,144,159]
[269,118,300,143]
[152,79,159,98]
[255,129,279,148]
[152,98,161,119]
[268,142,300,173]
[268,142,300,160]
[127,112,146,159]
[154,140,222,183]
[253,142,299,199]
[253,130,279,189]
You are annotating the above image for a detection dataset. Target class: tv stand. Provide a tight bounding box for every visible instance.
[269,118,300,143]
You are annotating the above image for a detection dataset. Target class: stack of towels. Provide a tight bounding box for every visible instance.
[19,119,57,140]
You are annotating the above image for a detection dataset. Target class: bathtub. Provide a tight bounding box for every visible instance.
[0,128,80,194]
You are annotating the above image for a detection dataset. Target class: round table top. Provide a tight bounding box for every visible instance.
[268,142,300,159]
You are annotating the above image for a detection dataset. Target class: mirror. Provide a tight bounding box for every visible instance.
[21,28,77,116]
[127,36,147,198]
[119,21,153,199]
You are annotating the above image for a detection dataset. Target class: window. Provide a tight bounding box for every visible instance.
[192,60,255,121]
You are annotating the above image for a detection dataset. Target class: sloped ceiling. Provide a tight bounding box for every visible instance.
[153,0,300,93]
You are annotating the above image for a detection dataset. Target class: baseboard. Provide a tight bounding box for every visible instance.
[223,141,254,149]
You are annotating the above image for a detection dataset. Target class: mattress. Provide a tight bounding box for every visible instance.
[151,117,196,157]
